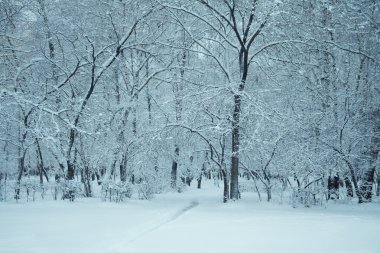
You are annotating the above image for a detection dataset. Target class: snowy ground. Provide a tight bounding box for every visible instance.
[1,182,380,253]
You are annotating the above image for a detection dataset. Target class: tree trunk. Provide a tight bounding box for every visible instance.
[66,128,76,180]
[66,160,75,180]
[171,145,179,188]
[266,187,272,202]
[81,166,92,197]
[345,160,363,203]
[197,175,202,189]
[359,115,379,202]
[360,168,375,202]
[15,154,25,201]
[171,160,178,188]
[36,139,48,183]
[344,177,353,197]
[230,94,241,200]
[185,177,192,186]
[120,153,127,182]
[221,168,229,203]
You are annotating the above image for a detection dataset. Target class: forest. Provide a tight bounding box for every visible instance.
[0,0,379,205]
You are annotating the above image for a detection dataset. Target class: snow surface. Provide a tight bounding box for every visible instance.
[1,182,380,253]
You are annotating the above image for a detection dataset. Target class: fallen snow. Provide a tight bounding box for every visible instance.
[1,182,379,253]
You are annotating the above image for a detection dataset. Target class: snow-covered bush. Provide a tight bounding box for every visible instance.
[61,180,83,202]
[239,181,257,193]
[21,178,44,202]
[291,186,326,208]
[175,179,187,193]
[10,178,45,202]
[136,181,154,200]
[134,169,170,197]
[101,181,133,202]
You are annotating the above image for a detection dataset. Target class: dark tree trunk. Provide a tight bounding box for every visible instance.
[171,160,178,188]
[360,168,375,202]
[198,160,206,189]
[66,161,75,180]
[344,160,363,203]
[359,117,379,203]
[230,94,241,200]
[334,175,340,199]
[120,164,127,182]
[344,177,353,197]
[37,150,43,184]
[197,175,202,189]
[327,176,333,199]
[221,169,229,203]
[171,146,179,188]
[328,174,340,200]
[81,166,92,197]
[66,128,76,180]
[15,154,25,201]
[36,139,48,183]
[120,153,127,182]
[185,177,192,186]
[41,167,49,183]
[266,187,271,202]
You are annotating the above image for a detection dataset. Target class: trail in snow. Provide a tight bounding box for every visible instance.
[167,200,199,223]
[130,200,199,242]
[110,200,199,252]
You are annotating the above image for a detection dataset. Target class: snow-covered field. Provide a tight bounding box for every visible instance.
[1,183,380,253]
